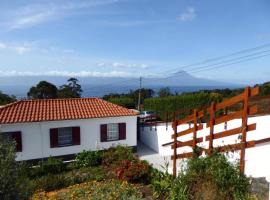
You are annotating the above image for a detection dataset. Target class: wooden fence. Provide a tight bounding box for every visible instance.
[168,87,270,176]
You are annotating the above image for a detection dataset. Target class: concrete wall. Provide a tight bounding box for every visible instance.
[1,116,137,161]
[140,115,270,179]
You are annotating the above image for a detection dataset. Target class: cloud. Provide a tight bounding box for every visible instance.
[0,42,7,49]
[97,62,150,69]
[0,40,76,55]
[10,11,55,29]
[177,7,196,22]
[6,0,120,30]
[0,70,139,78]
[0,42,32,54]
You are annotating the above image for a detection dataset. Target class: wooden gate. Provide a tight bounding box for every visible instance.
[169,87,270,176]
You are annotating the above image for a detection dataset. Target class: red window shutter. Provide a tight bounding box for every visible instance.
[50,128,59,148]
[72,127,81,145]
[100,124,107,142]
[119,123,126,140]
[11,132,22,152]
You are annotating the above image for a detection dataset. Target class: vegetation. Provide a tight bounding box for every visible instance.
[28,81,58,99]
[57,77,82,98]
[108,96,135,109]
[0,141,255,200]
[257,81,270,96]
[152,153,252,200]
[75,150,102,168]
[144,92,223,120]
[103,82,270,117]
[0,137,33,200]
[103,88,155,108]
[158,87,172,97]
[0,91,16,105]
[31,180,144,200]
[101,145,135,166]
[27,78,83,99]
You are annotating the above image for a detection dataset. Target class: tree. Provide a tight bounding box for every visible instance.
[0,136,33,199]
[260,82,270,96]
[108,97,135,108]
[128,88,155,105]
[27,81,58,99]
[158,87,172,97]
[0,91,16,105]
[57,78,82,98]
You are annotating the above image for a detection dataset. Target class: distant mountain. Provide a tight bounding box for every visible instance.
[143,70,230,87]
[0,70,241,98]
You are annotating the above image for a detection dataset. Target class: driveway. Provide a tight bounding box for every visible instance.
[137,141,178,174]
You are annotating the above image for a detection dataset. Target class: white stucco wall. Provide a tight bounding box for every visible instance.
[140,115,270,179]
[0,116,137,161]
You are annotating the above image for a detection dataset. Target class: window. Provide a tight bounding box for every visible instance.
[58,127,72,146]
[0,132,11,142]
[50,127,80,148]
[0,131,22,152]
[107,123,119,141]
[100,123,126,142]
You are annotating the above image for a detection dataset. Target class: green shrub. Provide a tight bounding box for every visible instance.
[31,157,67,177]
[150,163,175,198]
[75,150,102,167]
[42,157,66,174]
[33,166,106,192]
[33,174,69,192]
[0,138,34,200]
[102,145,135,166]
[152,153,252,200]
[65,166,106,185]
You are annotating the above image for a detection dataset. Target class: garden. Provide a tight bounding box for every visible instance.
[0,139,261,200]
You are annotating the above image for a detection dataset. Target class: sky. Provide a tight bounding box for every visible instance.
[0,0,270,84]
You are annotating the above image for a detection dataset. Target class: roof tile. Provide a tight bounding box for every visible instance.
[0,98,137,124]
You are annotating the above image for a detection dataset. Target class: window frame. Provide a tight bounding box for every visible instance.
[57,127,73,147]
[107,123,120,141]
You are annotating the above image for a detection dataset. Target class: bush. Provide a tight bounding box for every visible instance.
[33,166,106,192]
[0,138,34,200]
[102,145,135,166]
[75,150,102,168]
[30,157,67,177]
[114,159,151,183]
[150,163,175,198]
[42,157,66,174]
[33,174,69,192]
[152,153,252,200]
[66,166,106,185]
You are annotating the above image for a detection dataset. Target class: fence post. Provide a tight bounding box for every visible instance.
[193,109,198,149]
[224,107,228,130]
[208,102,216,155]
[240,87,250,174]
[173,112,177,177]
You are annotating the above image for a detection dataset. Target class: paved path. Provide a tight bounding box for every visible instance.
[137,142,174,173]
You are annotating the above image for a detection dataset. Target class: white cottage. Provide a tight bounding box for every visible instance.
[0,98,138,161]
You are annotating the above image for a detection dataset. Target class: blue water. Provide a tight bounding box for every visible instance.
[0,84,239,99]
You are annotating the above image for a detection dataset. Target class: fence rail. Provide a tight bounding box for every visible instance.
[163,86,270,177]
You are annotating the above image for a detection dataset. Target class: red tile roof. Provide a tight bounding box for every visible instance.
[0,98,137,124]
